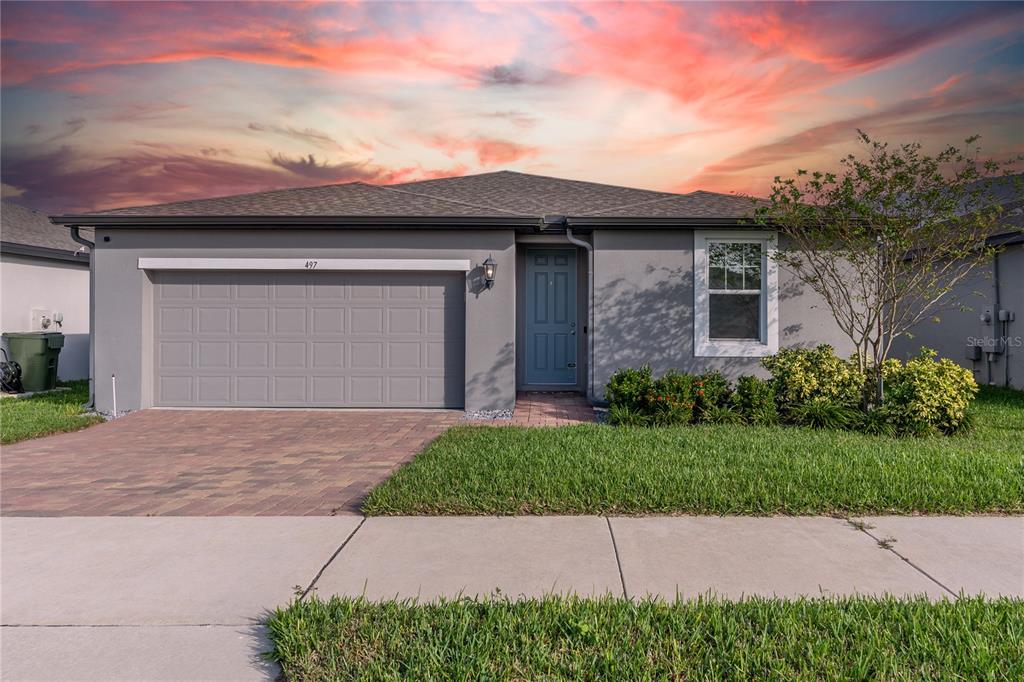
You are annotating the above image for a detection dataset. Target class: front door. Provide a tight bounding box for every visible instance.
[526,248,577,385]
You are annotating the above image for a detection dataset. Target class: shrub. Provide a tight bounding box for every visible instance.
[791,397,860,430]
[701,404,744,424]
[856,408,898,438]
[605,366,653,413]
[649,371,695,426]
[730,376,779,426]
[762,345,865,413]
[607,404,649,427]
[881,349,978,435]
[693,371,731,422]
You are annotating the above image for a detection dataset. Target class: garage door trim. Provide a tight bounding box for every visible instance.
[139,257,472,271]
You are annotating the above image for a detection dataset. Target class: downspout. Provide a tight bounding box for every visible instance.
[566,227,595,402]
[69,226,96,407]
[992,249,1001,386]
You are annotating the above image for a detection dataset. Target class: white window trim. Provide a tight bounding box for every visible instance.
[694,230,778,357]
[137,258,472,272]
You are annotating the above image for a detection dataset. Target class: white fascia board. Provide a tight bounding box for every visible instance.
[138,258,472,272]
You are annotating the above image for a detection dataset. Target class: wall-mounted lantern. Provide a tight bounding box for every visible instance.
[482,255,497,289]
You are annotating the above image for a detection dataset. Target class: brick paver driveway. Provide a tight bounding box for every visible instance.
[1,409,460,516]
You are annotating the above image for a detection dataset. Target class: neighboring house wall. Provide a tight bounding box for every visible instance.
[0,252,90,380]
[591,230,853,396]
[90,228,516,413]
[891,244,1023,390]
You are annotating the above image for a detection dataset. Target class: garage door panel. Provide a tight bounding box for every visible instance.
[350,308,383,334]
[154,271,464,408]
[312,308,344,333]
[198,308,231,334]
[237,376,269,403]
[350,376,383,404]
[236,308,269,334]
[159,308,193,334]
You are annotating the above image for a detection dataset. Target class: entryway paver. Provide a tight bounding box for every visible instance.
[0,516,360,625]
[505,392,596,426]
[608,516,946,599]
[858,516,1024,597]
[311,516,622,599]
[1,409,459,516]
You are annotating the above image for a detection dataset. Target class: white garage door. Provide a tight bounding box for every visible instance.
[153,271,465,407]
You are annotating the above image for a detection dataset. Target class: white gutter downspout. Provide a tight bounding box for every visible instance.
[69,226,96,409]
[566,227,595,402]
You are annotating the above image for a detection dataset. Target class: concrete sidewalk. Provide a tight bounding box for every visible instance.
[2,515,1022,680]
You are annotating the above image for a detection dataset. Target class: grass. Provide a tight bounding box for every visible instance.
[267,595,1024,681]
[0,380,103,444]
[364,387,1024,515]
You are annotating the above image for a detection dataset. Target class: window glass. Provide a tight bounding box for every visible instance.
[708,241,762,340]
[709,294,760,339]
[709,242,761,291]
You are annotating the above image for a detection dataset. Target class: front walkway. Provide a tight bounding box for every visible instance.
[2,515,1020,680]
[506,391,596,426]
[0,409,460,516]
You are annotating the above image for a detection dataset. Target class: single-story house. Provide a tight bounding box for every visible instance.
[52,171,852,413]
[1,201,92,380]
[891,185,1023,390]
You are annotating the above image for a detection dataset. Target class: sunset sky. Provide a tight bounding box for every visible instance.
[1,1,1022,213]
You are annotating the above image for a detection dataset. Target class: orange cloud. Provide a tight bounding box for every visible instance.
[425,134,539,166]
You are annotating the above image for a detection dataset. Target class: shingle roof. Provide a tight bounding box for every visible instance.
[2,202,91,258]
[89,181,524,218]
[57,171,759,224]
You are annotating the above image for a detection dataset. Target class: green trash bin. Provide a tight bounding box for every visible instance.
[2,332,64,392]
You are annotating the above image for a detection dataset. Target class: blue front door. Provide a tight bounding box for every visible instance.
[526,248,577,385]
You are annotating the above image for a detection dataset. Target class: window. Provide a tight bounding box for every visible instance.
[694,231,778,357]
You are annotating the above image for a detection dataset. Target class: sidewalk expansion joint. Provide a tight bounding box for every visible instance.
[849,521,959,599]
[299,516,366,600]
[604,517,629,599]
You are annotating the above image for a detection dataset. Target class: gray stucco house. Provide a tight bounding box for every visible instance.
[2,202,92,380]
[891,184,1023,390]
[52,171,851,413]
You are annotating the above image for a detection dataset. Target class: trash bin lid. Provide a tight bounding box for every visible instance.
[2,332,65,339]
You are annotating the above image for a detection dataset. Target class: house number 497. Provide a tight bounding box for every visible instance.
[304,260,318,269]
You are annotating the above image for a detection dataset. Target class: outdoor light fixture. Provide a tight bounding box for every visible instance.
[482,255,497,289]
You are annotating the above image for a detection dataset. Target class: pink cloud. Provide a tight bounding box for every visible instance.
[425,134,539,166]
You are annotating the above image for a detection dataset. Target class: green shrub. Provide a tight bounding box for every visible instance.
[762,345,865,413]
[693,371,731,422]
[882,349,978,435]
[606,404,649,427]
[648,371,695,425]
[701,404,745,424]
[730,376,779,425]
[605,365,653,413]
[856,408,898,437]
[791,397,860,430]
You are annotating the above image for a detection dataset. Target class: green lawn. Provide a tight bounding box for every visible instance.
[267,595,1024,681]
[364,387,1024,515]
[0,380,103,444]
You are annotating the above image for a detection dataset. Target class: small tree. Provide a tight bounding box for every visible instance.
[754,131,1021,403]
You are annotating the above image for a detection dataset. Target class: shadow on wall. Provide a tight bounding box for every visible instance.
[467,265,488,298]
[596,265,691,373]
[466,340,514,411]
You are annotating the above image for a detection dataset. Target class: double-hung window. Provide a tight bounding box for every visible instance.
[694,231,778,357]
